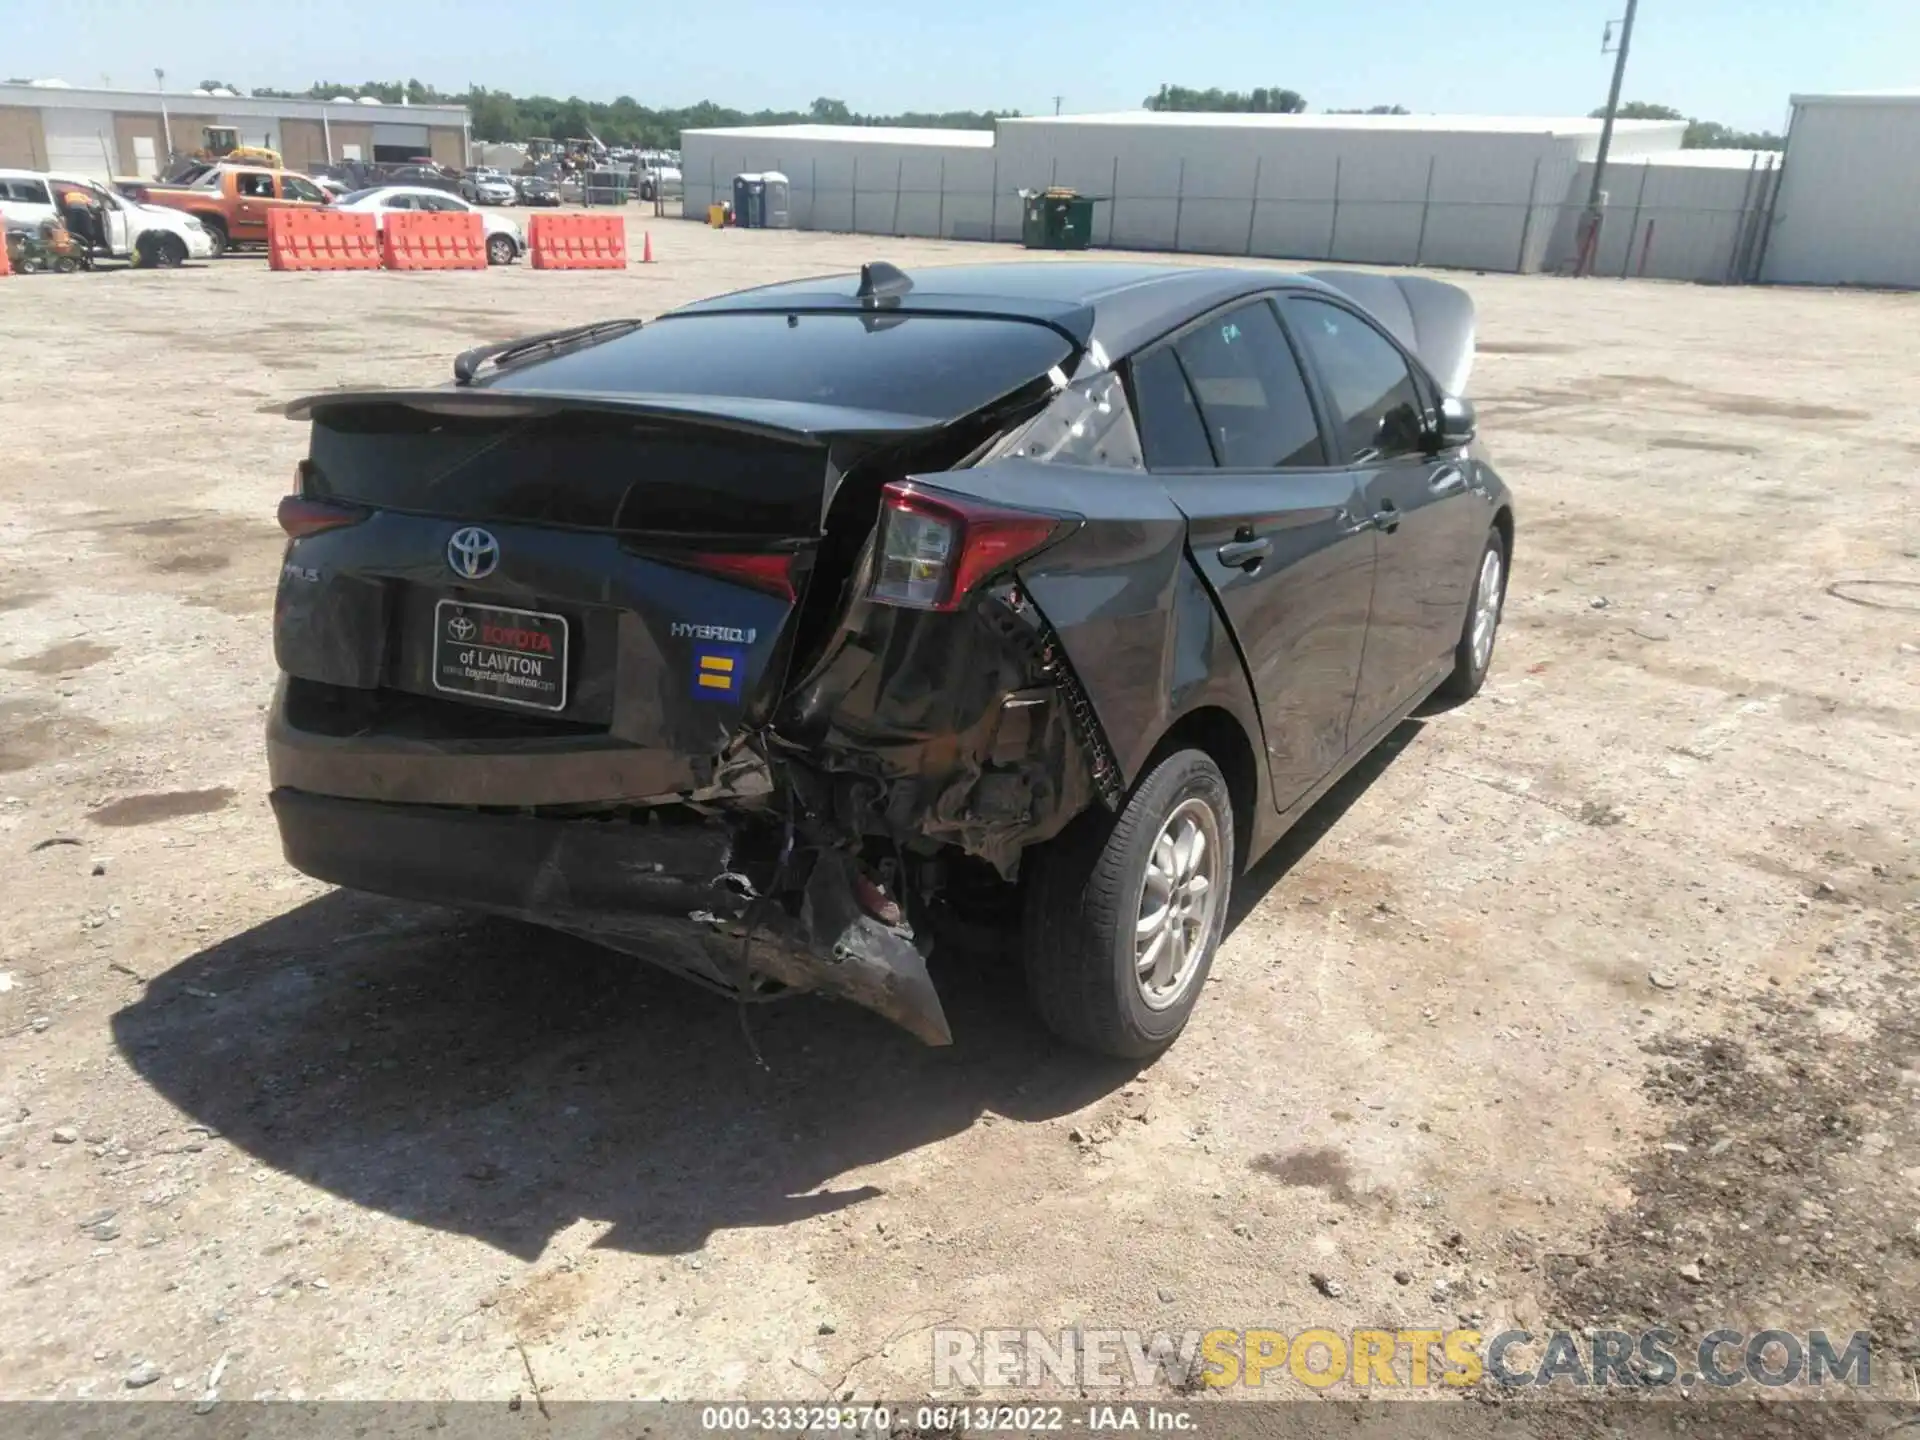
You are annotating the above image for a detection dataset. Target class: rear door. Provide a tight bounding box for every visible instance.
[1284,295,1484,741]
[230,169,277,241]
[1132,298,1376,814]
[0,176,56,227]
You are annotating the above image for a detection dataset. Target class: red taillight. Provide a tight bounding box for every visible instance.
[277,495,366,539]
[673,551,797,601]
[870,482,1068,612]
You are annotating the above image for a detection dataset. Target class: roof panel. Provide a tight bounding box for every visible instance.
[1789,88,1920,108]
[998,111,1685,138]
[680,123,995,147]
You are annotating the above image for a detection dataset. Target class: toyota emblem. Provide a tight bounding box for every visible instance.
[447,527,499,581]
[447,615,476,641]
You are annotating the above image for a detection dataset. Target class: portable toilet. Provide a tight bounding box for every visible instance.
[760,171,791,229]
[731,173,763,228]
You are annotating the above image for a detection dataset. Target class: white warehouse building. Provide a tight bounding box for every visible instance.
[1759,90,1920,288]
[683,111,1687,274]
[0,80,471,179]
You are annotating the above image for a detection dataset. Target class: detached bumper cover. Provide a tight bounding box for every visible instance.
[270,788,950,1045]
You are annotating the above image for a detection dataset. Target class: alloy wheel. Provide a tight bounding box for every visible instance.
[1471,547,1504,674]
[1135,796,1223,1011]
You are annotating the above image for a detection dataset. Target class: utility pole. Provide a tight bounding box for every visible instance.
[1578,0,1640,275]
[154,67,173,163]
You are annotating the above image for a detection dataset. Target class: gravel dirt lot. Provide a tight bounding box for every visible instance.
[0,217,1916,1417]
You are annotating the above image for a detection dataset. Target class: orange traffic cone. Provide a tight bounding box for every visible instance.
[641,231,654,264]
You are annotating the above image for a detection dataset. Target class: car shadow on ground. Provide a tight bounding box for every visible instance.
[111,720,1420,1263]
[1227,717,1425,934]
[112,887,1133,1260]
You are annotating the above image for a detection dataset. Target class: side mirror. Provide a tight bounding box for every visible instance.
[1436,395,1477,448]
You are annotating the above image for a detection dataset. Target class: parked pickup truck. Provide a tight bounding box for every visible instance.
[124,165,331,256]
[0,169,215,266]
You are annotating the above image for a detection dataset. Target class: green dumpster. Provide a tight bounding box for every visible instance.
[1020,187,1103,250]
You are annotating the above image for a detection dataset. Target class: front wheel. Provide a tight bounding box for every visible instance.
[200,218,228,258]
[153,234,187,268]
[486,234,516,266]
[1436,526,1508,702]
[1022,748,1233,1059]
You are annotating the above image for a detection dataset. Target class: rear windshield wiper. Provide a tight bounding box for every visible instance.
[453,318,645,386]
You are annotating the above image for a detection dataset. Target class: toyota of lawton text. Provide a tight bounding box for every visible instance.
[266,261,1512,1058]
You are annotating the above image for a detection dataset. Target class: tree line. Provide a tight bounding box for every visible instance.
[1600,102,1784,150]
[236,82,1013,148]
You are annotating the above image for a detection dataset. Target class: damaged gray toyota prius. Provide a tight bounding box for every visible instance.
[268,260,1512,1058]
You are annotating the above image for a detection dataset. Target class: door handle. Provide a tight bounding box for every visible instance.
[1372,501,1401,534]
[1429,466,1467,497]
[1217,537,1272,569]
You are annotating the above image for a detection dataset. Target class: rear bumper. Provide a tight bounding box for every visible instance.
[270,787,952,1046]
[266,679,703,808]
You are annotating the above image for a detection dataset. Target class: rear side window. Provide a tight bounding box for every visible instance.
[494,313,1074,423]
[3,179,52,205]
[1172,301,1325,470]
[1130,347,1215,470]
[1286,298,1427,462]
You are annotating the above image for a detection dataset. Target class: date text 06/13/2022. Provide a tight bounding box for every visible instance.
[697,1405,1194,1433]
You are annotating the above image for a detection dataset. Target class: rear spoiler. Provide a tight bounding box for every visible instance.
[1302,270,1477,397]
[283,387,946,443]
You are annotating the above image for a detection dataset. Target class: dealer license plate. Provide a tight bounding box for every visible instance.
[431,599,569,712]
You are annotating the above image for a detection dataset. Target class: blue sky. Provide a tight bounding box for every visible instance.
[13,0,1915,133]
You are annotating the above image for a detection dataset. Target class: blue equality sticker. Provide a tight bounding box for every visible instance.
[690,643,747,701]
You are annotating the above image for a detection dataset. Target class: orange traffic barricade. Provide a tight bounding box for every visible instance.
[268,208,382,271]
[381,210,487,271]
[527,213,628,270]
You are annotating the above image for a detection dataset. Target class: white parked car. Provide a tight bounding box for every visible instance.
[637,160,683,202]
[329,186,524,265]
[0,168,215,267]
[459,169,517,206]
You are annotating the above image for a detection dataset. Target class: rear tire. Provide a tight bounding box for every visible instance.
[201,218,228,258]
[1436,526,1508,702]
[1022,748,1233,1059]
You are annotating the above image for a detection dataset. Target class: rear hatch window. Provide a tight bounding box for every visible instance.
[306,409,829,535]
[490,311,1074,423]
